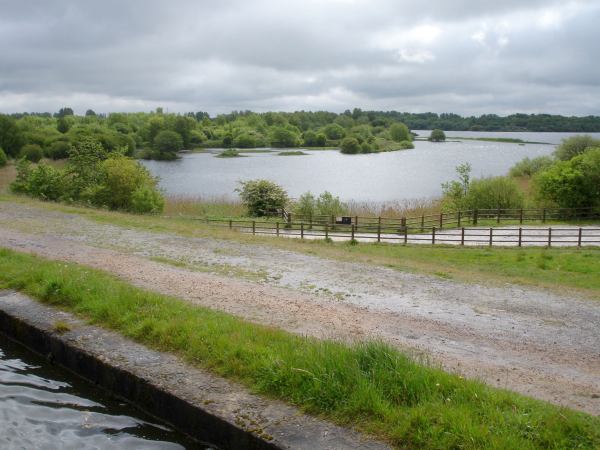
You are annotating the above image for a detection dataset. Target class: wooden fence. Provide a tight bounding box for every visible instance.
[172,206,600,247]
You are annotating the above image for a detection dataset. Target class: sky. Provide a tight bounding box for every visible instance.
[0,0,599,116]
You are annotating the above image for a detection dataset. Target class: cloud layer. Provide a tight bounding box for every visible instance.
[0,0,598,115]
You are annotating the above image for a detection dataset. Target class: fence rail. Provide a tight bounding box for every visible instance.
[170,206,600,247]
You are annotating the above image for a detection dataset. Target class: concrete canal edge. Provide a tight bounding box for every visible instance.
[0,291,390,450]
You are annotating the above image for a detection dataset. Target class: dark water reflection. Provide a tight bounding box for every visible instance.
[0,336,211,449]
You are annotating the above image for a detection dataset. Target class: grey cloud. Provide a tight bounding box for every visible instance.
[0,0,598,115]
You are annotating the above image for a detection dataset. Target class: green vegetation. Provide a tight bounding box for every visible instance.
[19,144,43,162]
[1,247,598,449]
[340,137,361,154]
[0,148,7,168]
[454,137,547,144]
[534,149,600,208]
[10,138,164,213]
[278,150,307,156]
[509,156,554,177]
[236,179,288,216]
[553,135,600,161]
[216,148,245,158]
[429,129,446,142]
[293,191,346,218]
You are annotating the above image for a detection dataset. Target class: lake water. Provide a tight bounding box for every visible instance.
[142,131,600,203]
[0,336,210,449]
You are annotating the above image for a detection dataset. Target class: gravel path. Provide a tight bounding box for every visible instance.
[1,200,599,415]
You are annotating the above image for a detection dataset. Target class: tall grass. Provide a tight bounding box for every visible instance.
[0,247,598,449]
[163,195,246,218]
[345,198,442,219]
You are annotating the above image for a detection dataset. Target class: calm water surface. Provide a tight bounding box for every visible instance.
[0,336,210,449]
[142,131,600,202]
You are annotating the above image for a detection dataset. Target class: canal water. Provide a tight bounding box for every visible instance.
[141,131,600,203]
[0,335,213,449]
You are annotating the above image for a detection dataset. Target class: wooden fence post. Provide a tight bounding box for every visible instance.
[355,216,358,229]
[519,209,523,224]
[497,208,501,224]
[432,227,436,245]
[461,227,465,246]
[578,227,582,247]
[252,221,256,235]
[401,217,407,230]
[542,208,546,223]
[229,219,232,229]
[325,223,329,240]
[548,227,552,247]
[351,224,355,241]
[421,215,425,232]
[473,209,478,226]
[276,221,280,237]
[518,227,522,247]
[457,211,462,227]
[489,227,493,246]
[301,222,304,239]
[377,223,381,243]
[309,214,313,230]
[404,226,408,245]
[439,213,444,229]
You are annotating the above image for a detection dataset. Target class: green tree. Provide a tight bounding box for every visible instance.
[236,179,288,216]
[389,123,410,142]
[534,148,600,208]
[463,177,524,210]
[340,137,361,154]
[85,109,96,116]
[316,191,346,216]
[323,124,345,140]
[45,141,72,160]
[57,117,71,133]
[294,192,316,217]
[554,135,600,161]
[0,148,7,167]
[0,114,25,157]
[19,144,43,162]
[154,130,183,154]
[429,129,446,142]
[270,127,300,147]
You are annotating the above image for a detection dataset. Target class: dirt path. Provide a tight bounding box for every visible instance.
[1,201,599,415]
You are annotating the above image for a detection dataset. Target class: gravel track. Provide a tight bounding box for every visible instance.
[1,201,599,415]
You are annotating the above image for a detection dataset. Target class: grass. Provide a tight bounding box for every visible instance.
[278,151,308,156]
[216,148,245,158]
[0,248,598,449]
[3,194,600,298]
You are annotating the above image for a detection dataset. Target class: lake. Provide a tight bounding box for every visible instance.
[141,131,600,203]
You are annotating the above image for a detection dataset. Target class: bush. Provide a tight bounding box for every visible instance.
[323,124,345,140]
[0,148,7,167]
[217,148,243,158]
[509,156,554,177]
[389,123,410,142]
[131,185,165,214]
[154,130,183,154]
[0,114,25,157]
[19,144,43,162]
[360,142,373,153]
[19,163,64,200]
[398,140,414,149]
[236,179,288,216]
[234,133,257,148]
[270,127,300,147]
[554,135,600,161]
[315,191,346,216]
[294,192,316,217]
[534,148,600,208]
[429,129,446,142]
[45,140,71,160]
[463,176,524,210]
[340,137,361,154]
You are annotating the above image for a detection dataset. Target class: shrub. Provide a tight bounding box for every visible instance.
[19,144,43,162]
[463,176,524,210]
[46,140,71,160]
[217,148,243,158]
[19,163,64,200]
[389,123,410,142]
[554,135,600,161]
[294,192,316,217]
[316,191,346,216]
[130,185,165,214]
[270,127,300,147]
[154,130,183,154]
[429,129,446,142]
[534,148,600,208]
[361,142,373,153]
[509,156,554,177]
[0,114,25,157]
[398,140,414,150]
[323,124,345,140]
[0,148,7,167]
[234,133,257,148]
[236,179,288,216]
[340,137,361,154]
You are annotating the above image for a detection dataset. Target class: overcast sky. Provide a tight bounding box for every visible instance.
[1,0,599,116]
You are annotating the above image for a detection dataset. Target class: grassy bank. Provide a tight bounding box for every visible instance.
[2,194,600,297]
[453,137,550,144]
[0,248,598,449]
